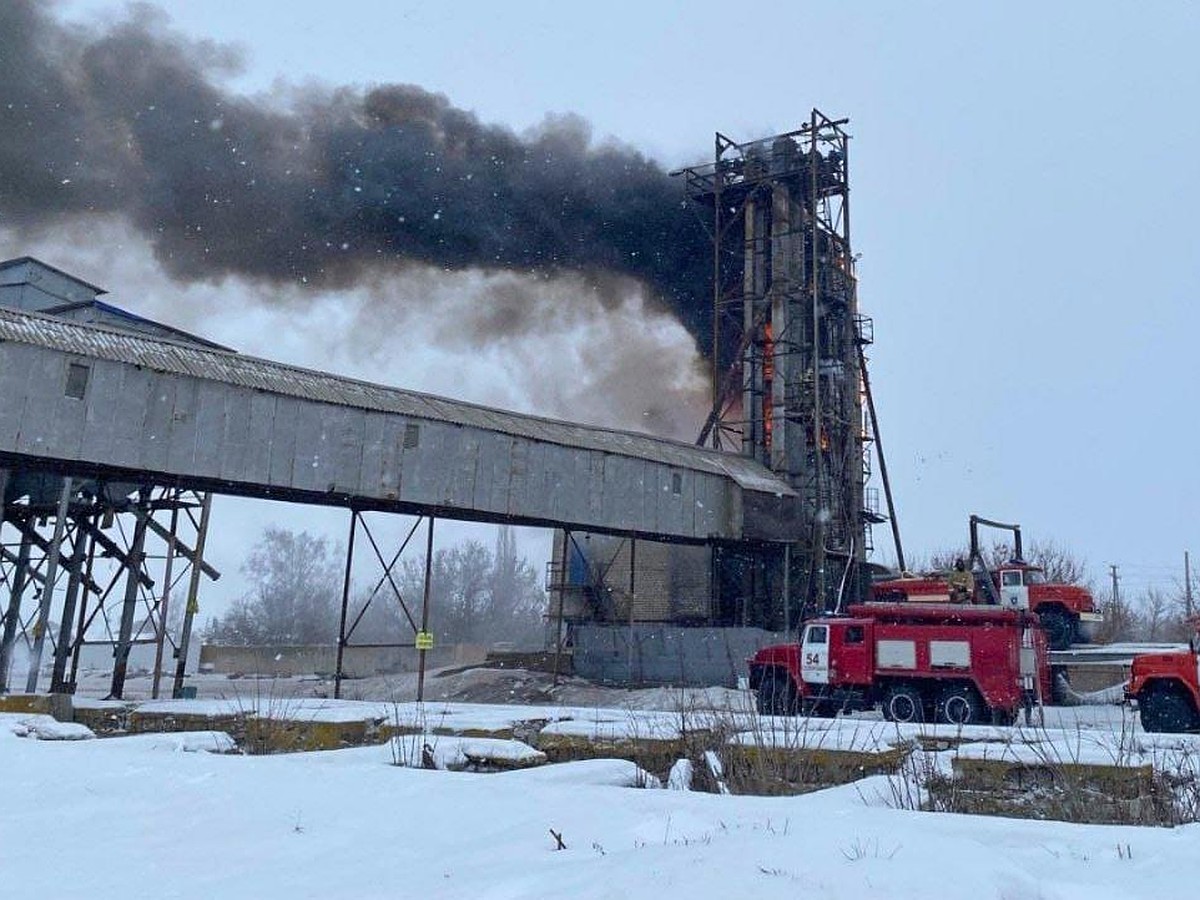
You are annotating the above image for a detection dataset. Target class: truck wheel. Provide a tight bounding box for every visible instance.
[755,670,798,716]
[1038,608,1076,651]
[882,684,925,723]
[936,684,988,726]
[1139,685,1200,734]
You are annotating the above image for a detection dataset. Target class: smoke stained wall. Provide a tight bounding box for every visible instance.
[0,2,713,354]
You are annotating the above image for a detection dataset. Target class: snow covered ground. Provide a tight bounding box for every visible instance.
[4,705,1200,899]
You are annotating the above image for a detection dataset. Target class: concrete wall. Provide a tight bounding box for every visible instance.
[572,624,786,688]
[199,643,488,678]
[64,640,201,677]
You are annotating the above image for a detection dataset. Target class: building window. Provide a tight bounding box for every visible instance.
[403,423,420,449]
[65,363,89,399]
[671,472,682,494]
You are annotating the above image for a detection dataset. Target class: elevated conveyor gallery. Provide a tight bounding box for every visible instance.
[0,307,798,544]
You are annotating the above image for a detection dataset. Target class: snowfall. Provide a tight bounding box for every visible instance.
[4,698,1200,900]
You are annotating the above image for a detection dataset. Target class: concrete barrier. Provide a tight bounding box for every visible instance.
[198,643,488,677]
[940,755,1173,825]
[572,625,786,687]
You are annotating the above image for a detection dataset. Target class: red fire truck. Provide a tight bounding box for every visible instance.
[748,602,1050,725]
[1124,632,1200,733]
[871,516,1101,651]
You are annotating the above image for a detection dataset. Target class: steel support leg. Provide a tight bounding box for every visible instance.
[172,493,212,699]
[51,519,89,693]
[109,491,151,699]
[151,502,181,699]
[26,479,73,693]
[416,517,434,702]
[552,529,569,686]
[0,531,31,693]
[69,530,98,690]
[334,510,358,700]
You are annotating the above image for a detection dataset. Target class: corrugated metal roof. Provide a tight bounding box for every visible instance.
[0,307,795,497]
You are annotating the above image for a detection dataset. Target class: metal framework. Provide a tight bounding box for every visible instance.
[0,474,218,699]
[677,111,875,616]
[333,511,435,700]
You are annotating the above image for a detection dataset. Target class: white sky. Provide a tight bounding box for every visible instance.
[39,0,1200,606]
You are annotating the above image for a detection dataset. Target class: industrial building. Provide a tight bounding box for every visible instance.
[0,113,894,693]
[553,114,897,683]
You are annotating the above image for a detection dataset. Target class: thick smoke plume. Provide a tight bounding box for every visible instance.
[0,2,712,351]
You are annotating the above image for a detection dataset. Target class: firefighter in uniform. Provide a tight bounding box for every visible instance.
[947,558,972,603]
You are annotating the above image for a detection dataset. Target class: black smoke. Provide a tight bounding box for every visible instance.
[0,2,712,350]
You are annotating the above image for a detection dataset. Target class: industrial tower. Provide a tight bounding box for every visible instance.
[679,111,879,616]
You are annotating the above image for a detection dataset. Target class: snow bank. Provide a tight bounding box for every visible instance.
[3,713,95,741]
[390,733,546,770]
[3,714,1199,898]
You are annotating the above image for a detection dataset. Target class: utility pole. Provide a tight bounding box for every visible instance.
[1185,551,1194,619]
[1109,564,1120,607]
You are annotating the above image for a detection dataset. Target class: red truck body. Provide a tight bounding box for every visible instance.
[748,602,1049,725]
[1125,646,1200,733]
[872,562,1101,651]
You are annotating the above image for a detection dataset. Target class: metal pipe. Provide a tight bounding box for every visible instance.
[783,543,792,635]
[809,107,828,612]
[857,341,905,572]
[627,537,636,683]
[711,131,722,448]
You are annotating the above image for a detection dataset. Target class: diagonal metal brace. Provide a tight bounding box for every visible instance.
[137,511,221,581]
[73,518,155,589]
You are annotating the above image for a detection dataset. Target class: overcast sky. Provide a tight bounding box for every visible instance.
[15,1,1200,608]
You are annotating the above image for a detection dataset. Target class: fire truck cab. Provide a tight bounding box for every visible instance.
[871,516,1102,651]
[1125,627,1200,733]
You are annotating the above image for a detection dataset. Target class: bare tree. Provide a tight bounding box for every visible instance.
[1134,586,1193,642]
[392,529,545,648]
[922,538,1088,585]
[489,526,545,645]
[207,525,546,649]
[206,527,342,645]
[1094,589,1140,643]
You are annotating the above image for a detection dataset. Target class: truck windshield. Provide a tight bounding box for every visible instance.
[1024,569,1046,585]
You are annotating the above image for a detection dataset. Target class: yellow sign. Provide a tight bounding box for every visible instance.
[415,631,434,651]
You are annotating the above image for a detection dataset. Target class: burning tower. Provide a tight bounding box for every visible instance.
[678,111,879,619]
